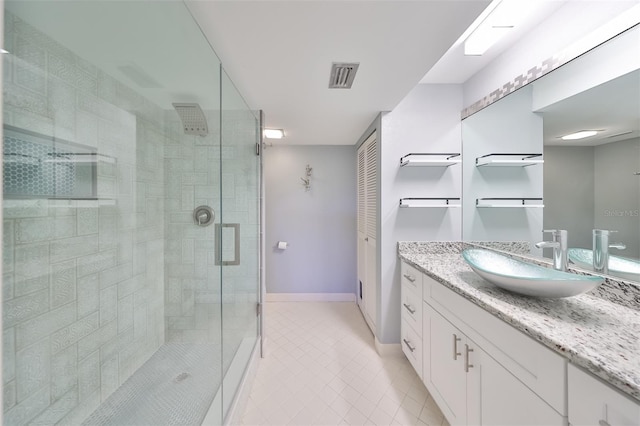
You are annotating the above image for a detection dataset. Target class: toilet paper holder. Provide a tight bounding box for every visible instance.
[277,241,289,250]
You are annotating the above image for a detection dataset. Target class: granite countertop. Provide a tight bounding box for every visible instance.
[398,242,640,403]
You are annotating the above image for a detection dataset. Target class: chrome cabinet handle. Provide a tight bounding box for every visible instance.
[403,303,416,314]
[465,344,474,372]
[403,274,416,283]
[599,404,610,426]
[403,338,415,353]
[453,334,461,360]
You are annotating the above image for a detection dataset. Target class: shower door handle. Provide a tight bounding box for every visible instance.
[215,223,240,266]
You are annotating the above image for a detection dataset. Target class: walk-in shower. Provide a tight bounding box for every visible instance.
[2,1,261,424]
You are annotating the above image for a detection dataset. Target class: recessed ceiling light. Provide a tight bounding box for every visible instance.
[561,130,599,140]
[264,129,285,139]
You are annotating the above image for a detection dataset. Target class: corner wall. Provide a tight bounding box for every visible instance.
[379,84,463,344]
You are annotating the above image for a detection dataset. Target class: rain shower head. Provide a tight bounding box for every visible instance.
[172,103,209,136]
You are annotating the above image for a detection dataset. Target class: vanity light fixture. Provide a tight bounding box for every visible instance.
[464,25,513,56]
[561,130,599,140]
[464,0,536,56]
[264,128,285,139]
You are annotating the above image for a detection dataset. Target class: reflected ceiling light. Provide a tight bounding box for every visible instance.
[264,129,285,139]
[561,130,599,140]
[1,49,9,54]
[464,0,536,56]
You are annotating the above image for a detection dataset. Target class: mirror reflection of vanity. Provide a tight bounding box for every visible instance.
[462,23,640,284]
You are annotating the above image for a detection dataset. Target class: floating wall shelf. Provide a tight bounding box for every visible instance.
[400,153,461,167]
[476,153,543,167]
[400,197,461,208]
[476,198,544,208]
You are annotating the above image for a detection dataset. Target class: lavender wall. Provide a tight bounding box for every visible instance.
[264,145,356,295]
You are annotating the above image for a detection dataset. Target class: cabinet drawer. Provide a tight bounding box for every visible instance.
[401,280,422,335]
[568,364,640,426]
[401,262,422,294]
[401,319,422,379]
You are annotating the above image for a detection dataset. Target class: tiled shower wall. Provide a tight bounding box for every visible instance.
[163,113,222,344]
[2,12,166,424]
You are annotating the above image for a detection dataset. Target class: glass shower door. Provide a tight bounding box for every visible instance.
[219,69,260,419]
[1,1,261,424]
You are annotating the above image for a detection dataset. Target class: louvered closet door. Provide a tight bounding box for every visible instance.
[357,147,366,310]
[364,135,377,329]
[365,137,377,240]
[357,132,377,332]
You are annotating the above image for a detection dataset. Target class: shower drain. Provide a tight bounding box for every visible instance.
[174,372,191,383]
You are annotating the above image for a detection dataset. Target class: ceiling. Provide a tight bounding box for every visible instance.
[9,1,637,150]
[185,0,490,145]
[540,69,640,147]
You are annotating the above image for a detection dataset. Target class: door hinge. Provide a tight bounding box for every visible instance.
[256,302,262,316]
[256,142,261,156]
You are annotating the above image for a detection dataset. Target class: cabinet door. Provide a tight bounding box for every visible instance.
[422,301,431,385]
[430,308,467,425]
[466,341,564,426]
[569,364,640,426]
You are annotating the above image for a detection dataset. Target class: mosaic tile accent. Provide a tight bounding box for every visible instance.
[461,53,567,119]
[461,24,638,119]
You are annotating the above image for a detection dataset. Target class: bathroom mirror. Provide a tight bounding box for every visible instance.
[462,25,640,284]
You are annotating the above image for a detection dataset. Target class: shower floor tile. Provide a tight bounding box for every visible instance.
[83,343,222,426]
[238,302,449,426]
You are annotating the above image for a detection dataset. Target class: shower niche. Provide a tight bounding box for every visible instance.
[3,125,114,201]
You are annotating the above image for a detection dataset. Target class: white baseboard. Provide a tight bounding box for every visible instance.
[375,336,402,357]
[266,292,356,302]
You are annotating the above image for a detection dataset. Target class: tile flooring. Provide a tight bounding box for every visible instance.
[238,302,449,426]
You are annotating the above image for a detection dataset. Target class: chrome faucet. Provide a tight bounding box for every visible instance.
[593,229,626,274]
[535,229,568,271]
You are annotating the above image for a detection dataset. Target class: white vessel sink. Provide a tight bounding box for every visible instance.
[462,248,604,298]
[568,248,640,281]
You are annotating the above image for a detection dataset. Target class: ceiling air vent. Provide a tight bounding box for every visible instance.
[328,62,359,89]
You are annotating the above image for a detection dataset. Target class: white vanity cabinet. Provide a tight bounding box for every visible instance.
[568,364,640,426]
[401,260,567,426]
[426,300,564,426]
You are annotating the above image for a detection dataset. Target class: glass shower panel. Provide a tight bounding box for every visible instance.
[2,1,232,424]
[219,69,260,419]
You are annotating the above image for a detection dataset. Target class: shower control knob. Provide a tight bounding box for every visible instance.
[193,206,215,227]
